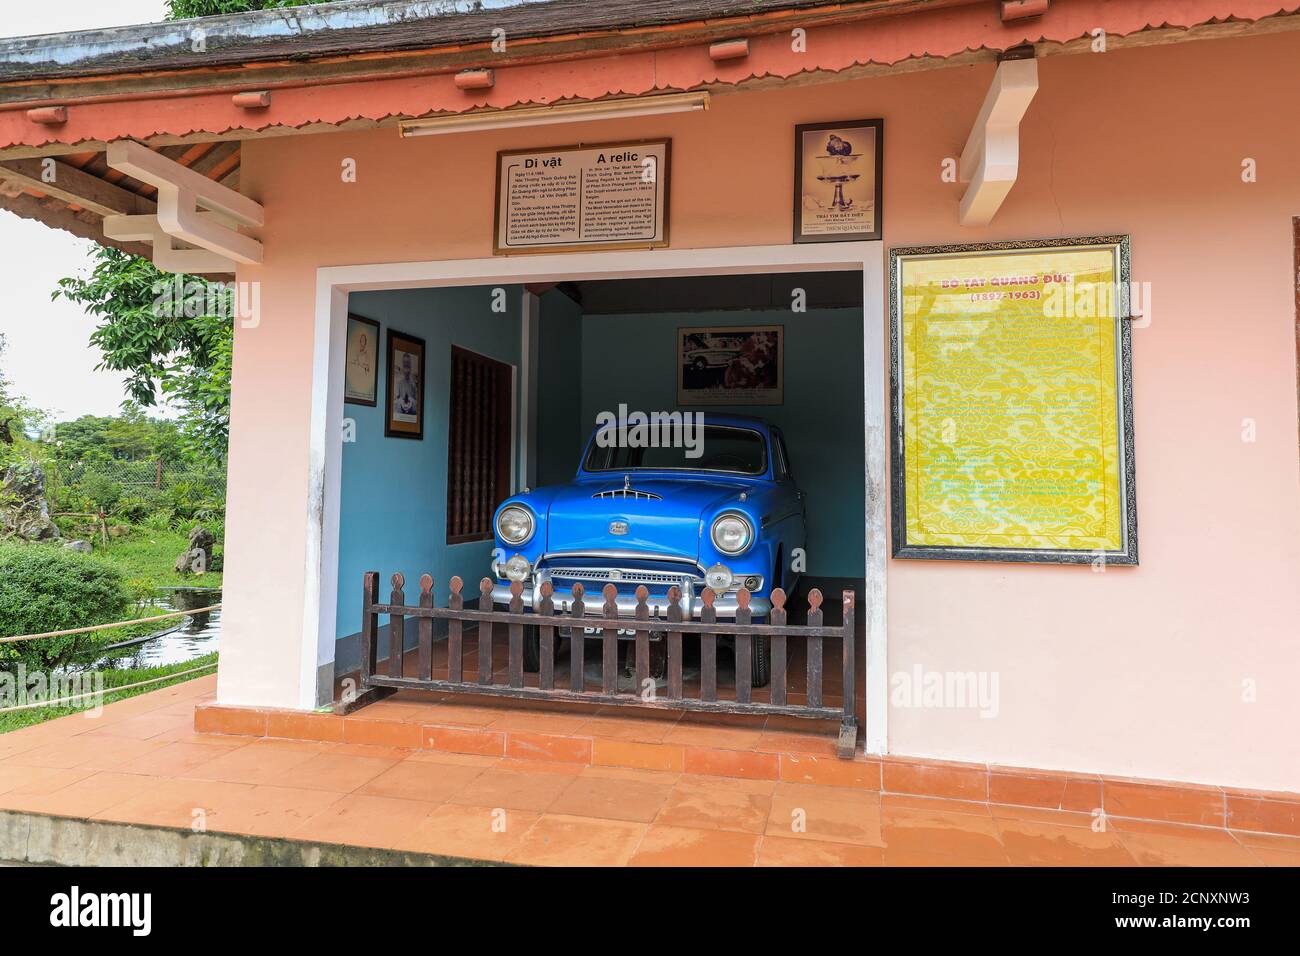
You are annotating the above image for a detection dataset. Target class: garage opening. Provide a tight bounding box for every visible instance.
[332,271,865,731]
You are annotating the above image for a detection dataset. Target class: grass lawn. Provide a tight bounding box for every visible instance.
[91,527,224,592]
[0,652,218,733]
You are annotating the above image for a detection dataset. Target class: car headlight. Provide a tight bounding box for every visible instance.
[504,555,532,582]
[710,512,754,555]
[705,564,734,592]
[496,505,535,545]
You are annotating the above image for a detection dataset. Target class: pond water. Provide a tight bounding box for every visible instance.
[93,587,222,670]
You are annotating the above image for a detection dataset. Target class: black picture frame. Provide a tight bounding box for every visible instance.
[384,329,426,440]
[343,314,380,407]
[794,118,884,243]
[888,235,1138,566]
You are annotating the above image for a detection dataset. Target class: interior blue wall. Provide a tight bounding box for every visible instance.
[536,289,585,487]
[578,308,865,577]
[336,286,521,639]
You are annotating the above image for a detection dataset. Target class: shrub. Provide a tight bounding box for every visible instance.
[112,496,152,523]
[0,543,131,672]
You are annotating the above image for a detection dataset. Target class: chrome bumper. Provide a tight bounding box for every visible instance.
[490,582,770,620]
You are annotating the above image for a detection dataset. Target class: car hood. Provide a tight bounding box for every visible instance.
[543,476,752,561]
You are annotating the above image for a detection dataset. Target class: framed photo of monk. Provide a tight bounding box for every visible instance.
[344,314,380,406]
[794,119,883,243]
[384,330,426,440]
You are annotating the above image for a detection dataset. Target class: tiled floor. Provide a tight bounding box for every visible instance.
[0,675,1296,867]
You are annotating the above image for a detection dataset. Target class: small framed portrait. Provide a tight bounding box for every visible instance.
[344,314,380,406]
[384,329,426,440]
[794,118,883,243]
[677,325,783,406]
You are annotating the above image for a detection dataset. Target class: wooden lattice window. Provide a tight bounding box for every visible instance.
[446,346,514,544]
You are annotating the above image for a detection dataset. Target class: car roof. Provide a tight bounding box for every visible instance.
[589,413,773,434]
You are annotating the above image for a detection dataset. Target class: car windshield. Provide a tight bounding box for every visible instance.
[584,425,767,475]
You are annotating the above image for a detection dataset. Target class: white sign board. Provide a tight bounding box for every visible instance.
[494,140,670,254]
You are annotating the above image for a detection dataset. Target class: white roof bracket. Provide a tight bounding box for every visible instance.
[103,213,238,274]
[106,139,263,266]
[958,55,1039,227]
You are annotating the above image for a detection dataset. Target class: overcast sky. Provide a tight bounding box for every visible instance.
[0,0,168,421]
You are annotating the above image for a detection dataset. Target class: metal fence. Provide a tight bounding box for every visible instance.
[51,459,226,501]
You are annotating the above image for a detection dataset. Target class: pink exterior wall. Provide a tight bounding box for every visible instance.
[229,30,1300,790]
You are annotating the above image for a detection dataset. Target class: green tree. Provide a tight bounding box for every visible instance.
[53,0,326,464]
[0,335,47,468]
[53,248,231,463]
[166,1,331,19]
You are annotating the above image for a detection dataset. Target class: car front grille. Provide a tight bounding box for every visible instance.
[545,567,702,589]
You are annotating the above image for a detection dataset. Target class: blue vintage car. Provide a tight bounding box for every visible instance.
[490,414,806,686]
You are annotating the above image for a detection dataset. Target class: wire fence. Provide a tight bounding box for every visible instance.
[47,459,226,517]
[52,459,226,496]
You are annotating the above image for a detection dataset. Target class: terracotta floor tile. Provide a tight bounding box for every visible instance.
[487,712,593,734]
[656,781,772,834]
[663,723,767,749]
[0,731,64,762]
[1229,829,1300,852]
[4,771,161,818]
[881,848,1011,867]
[506,814,648,866]
[1115,827,1261,866]
[630,825,760,866]
[882,793,992,816]
[549,773,674,823]
[0,765,97,804]
[591,739,684,773]
[409,803,540,862]
[775,782,880,806]
[447,768,576,812]
[359,758,487,802]
[504,732,592,764]
[405,749,501,768]
[674,773,777,795]
[757,835,885,867]
[205,785,345,839]
[1104,780,1225,827]
[115,741,240,777]
[988,804,1097,829]
[756,732,839,757]
[767,792,883,846]
[93,777,256,829]
[181,739,331,785]
[326,742,417,761]
[579,765,680,786]
[9,735,166,771]
[405,704,504,728]
[83,712,194,742]
[996,819,1138,866]
[491,757,586,776]
[289,793,441,851]
[880,806,1008,862]
[576,716,678,743]
[263,751,400,793]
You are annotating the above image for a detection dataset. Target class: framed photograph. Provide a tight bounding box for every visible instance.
[343,314,380,406]
[794,119,883,243]
[677,325,783,406]
[384,329,426,440]
[889,235,1137,565]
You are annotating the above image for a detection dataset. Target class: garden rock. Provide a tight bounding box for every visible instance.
[63,540,93,554]
[175,525,216,575]
[1,462,59,541]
